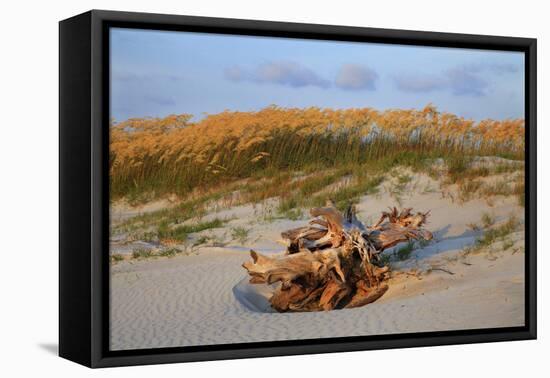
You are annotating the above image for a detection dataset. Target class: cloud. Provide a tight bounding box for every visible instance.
[225,61,330,88]
[446,66,488,96]
[394,74,447,93]
[143,94,176,106]
[394,64,494,97]
[224,66,245,82]
[112,71,186,83]
[335,64,378,90]
[394,61,520,97]
[489,63,520,74]
[112,72,141,83]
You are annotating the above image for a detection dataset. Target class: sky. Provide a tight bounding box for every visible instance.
[110,27,525,122]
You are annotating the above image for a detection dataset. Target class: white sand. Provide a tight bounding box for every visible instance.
[110,169,525,350]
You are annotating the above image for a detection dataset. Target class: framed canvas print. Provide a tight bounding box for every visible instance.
[59,10,537,368]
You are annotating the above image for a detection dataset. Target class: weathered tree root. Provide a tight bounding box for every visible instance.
[242,202,432,312]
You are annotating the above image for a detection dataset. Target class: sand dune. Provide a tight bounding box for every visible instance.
[110,169,525,351]
[110,248,524,350]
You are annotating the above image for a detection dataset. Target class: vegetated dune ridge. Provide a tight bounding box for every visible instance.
[109,158,525,351]
[109,105,524,204]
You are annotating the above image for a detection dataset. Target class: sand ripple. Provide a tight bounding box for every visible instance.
[110,248,524,350]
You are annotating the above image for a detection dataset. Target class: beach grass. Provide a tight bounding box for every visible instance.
[463,215,521,255]
[110,106,524,203]
[108,106,525,244]
[231,226,250,244]
[157,218,226,242]
[132,248,153,259]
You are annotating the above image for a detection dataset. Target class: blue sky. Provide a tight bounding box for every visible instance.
[110,28,525,122]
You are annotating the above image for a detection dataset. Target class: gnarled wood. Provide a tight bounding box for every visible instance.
[243,249,345,286]
[242,203,432,312]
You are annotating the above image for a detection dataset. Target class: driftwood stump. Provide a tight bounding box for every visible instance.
[242,202,432,312]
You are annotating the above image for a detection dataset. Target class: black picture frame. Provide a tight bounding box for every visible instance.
[59,9,537,368]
